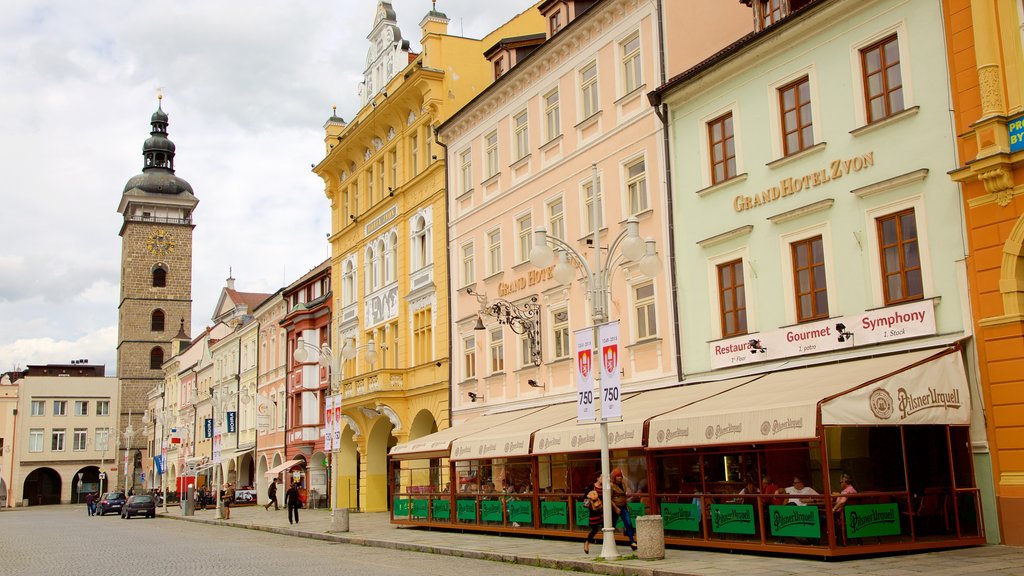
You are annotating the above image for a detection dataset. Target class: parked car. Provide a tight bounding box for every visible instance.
[97,492,126,516]
[121,495,156,519]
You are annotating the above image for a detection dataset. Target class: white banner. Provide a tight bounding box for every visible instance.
[213,428,222,464]
[324,396,334,452]
[599,321,622,421]
[333,395,342,444]
[575,327,596,422]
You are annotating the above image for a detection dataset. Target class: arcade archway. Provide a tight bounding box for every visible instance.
[22,467,61,506]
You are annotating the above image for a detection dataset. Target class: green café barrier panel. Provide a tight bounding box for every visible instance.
[660,502,701,532]
[481,499,504,522]
[710,503,756,535]
[845,503,901,538]
[432,498,450,520]
[541,501,568,525]
[575,501,589,527]
[616,502,646,529]
[393,497,410,516]
[411,498,428,519]
[457,499,477,521]
[508,500,532,524]
[768,505,821,538]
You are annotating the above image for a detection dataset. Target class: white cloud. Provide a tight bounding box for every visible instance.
[0,0,537,377]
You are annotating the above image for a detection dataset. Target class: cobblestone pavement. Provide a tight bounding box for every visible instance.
[0,505,569,576]
[5,504,1024,576]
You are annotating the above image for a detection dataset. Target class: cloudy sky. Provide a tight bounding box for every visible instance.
[0,0,535,375]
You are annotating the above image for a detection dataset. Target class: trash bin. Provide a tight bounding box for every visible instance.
[636,515,665,560]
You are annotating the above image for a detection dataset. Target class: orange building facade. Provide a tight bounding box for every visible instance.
[945,0,1024,545]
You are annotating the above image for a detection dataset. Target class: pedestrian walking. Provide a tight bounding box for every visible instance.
[265,478,280,511]
[84,491,95,516]
[610,468,637,551]
[582,475,604,555]
[286,482,302,525]
[222,483,233,520]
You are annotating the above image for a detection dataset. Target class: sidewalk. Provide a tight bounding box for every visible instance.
[162,504,1024,575]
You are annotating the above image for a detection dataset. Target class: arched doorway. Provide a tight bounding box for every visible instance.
[365,416,396,512]
[406,410,440,493]
[337,427,360,510]
[239,452,254,489]
[23,468,61,506]
[72,466,101,503]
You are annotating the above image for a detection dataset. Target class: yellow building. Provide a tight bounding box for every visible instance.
[314,1,544,512]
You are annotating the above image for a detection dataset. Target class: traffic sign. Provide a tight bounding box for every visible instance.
[98,472,106,480]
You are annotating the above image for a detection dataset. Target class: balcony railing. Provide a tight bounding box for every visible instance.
[342,367,406,399]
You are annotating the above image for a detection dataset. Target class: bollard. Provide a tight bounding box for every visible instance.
[636,515,665,560]
[330,507,350,532]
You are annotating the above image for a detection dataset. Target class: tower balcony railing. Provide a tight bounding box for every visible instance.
[126,214,193,226]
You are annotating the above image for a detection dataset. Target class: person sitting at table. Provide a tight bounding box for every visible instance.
[729,477,758,503]
[831,473,857,514]
[777,476,818,505]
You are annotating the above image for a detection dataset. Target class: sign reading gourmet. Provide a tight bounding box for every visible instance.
[733,152,874,212]
[710,300,936,369]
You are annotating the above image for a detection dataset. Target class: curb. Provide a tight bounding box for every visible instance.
[161,512,696,576]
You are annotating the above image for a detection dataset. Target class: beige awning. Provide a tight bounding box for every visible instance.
[532,376,757,454]
[648,347,968,450]
[390,407,547,458]
[449,403,581,460]
[264,459,302,477]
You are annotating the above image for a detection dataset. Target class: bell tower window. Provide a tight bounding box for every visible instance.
[152,266,167,287]
[151,310,165,332]
[149,347,164,369]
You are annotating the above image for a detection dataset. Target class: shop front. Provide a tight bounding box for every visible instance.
[390,346,984,556]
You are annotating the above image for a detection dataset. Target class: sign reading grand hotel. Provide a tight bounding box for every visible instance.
[733,152,875,212]
[710,299,936,369]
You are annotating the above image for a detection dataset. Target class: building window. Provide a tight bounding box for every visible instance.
[514,110,529,161]
[877,208,922,304]
[29,429,43,452]
[51,429,66,452]
[488,229,502,275]
[74,400,88,416]
[861,35,904,123]
[485,131,499,178]
[708,112,736,185]
[95,428,109,451]
[410,133,419,176]
[413,308,432,366]
[544,89,560,142]
[779,76,813,156]
[462,242,475,286]
[552,308,570,359]
[519,334,532,367]
[151,309,165,332]
[387,231,399,282]
[412,216,429,271]
[378,159,386,199]
[760,0,783,29]
[517,214,532,264]
[548,197,565,240]
[463,336,476,380]
[494,56,506,79]
[621,32,642,93]
[625,158,648,215]
[489,328,504,374]
[150,346,164,369]
[460,149,472,194]
[96,400,109,416]
[343,260,356,306]
[53,400,67,417]
[550,12,562,35]
[580,62,599,119]
[389,149,398,189]
[583,177,603,234]
[792,235,828,322]
[634,282,657,339]
[73,428,87,451]
[717,259,747,337]
[152,267,167,287]
[31,400,44,416]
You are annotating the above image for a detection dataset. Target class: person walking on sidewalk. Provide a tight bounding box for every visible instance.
[84,491,95,516]
[265,478,280,510]
[582,475,604,555]
[610,468,638,551]
[286,482,301,524]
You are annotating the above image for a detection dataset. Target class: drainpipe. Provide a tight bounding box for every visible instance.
[434,126,453,427]
[652,0,684,383]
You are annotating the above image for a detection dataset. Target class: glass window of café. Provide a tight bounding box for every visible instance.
[392,456,449,522]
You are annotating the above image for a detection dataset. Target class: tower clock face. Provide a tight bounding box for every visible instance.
[147,229,176,254]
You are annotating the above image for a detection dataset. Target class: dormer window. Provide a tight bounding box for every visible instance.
[760,0,783,28]
[549,12,562,35]
[494,56,506,79]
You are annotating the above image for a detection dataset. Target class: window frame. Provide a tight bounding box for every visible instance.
[96,400,110,416]
[580,61,599,119]
[73,428,88,451]
[513,109,529,161]
[463,335,476,380]
[74,400,88,417]
[462,241,475,286]
[620,31,642,94]
[485,130,499,178]
[53,400,67,417]
[552,307,570,360]
[544,89,561,142]
[51,429,66,452]
[489,327,505,374]
[708,112,737,185]
[717,258,748,338]
[95,427,110,451]
[459,148,473,194]
[487,228,502,275]
[625,157,648,215]
[582,176,604,235]
[791,235,830,323]
[151,309,165,332]
[876,207,923,305]
[778,75,814,156]
[516,213,533,265]
[152,266,167,288]
[29,429,44,452]
[547,195,565,241]
[633,281,657,340]
[851,25,912,128]
[31,400,44,416]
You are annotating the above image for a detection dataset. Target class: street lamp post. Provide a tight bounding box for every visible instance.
[529,164,662,560]
[210,387,235,520]
[295,334,376,532]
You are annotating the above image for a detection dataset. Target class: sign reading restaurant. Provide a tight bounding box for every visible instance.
[733,152,875,212]
[710,299,936,369]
